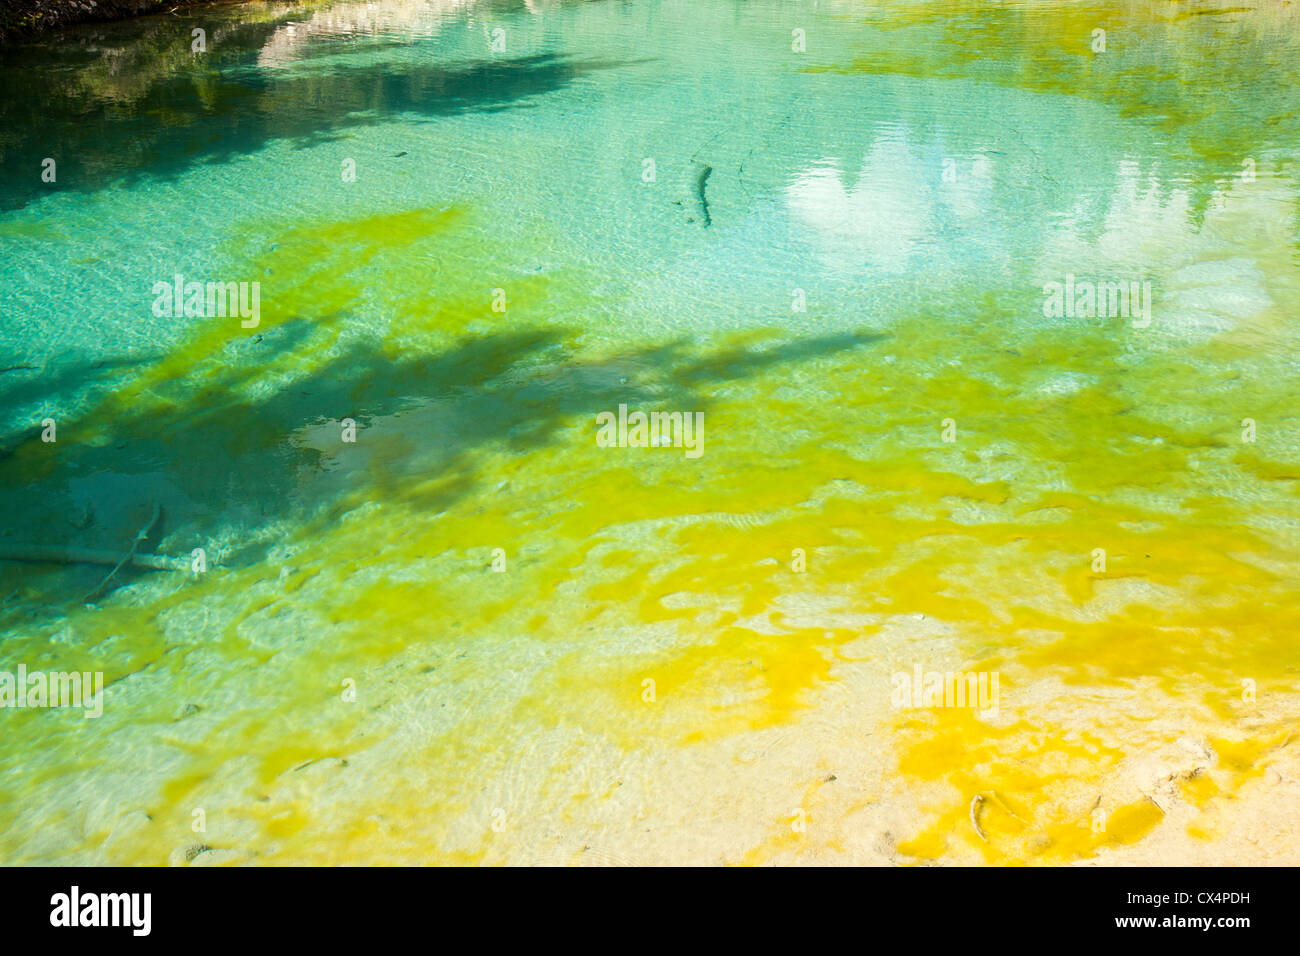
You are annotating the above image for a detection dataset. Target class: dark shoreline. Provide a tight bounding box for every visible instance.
[0,0,257,42]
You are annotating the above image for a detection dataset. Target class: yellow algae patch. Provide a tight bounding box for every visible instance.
[1210,733,1290,780]
[891,698,1299,864]
[1100,799,1165,846]
[259,801,312,841]
[128,206,467,402]
[505,619,856,751]
[1179,771,1220,809]
[0,220,63,240]
[1015,600,1300,692]
[652,624,852,740]
[894,707,1127,863]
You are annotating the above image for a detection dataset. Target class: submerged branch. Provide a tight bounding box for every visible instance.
[0,544,185,572]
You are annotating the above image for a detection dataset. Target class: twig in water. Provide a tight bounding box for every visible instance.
[82,503,162,603]
[986,789,1028,824]
[969,794,987,842]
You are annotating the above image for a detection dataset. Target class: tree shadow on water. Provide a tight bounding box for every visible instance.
[0,325,886,618]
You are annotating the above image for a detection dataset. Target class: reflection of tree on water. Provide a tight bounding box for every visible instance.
[808,0,1300,229]
[0,4,641,212]
[255,0,479,67]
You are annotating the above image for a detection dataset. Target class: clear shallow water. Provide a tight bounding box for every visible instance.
[0,0,1298,864]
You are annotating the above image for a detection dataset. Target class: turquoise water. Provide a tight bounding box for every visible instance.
[1,0,1298,864]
